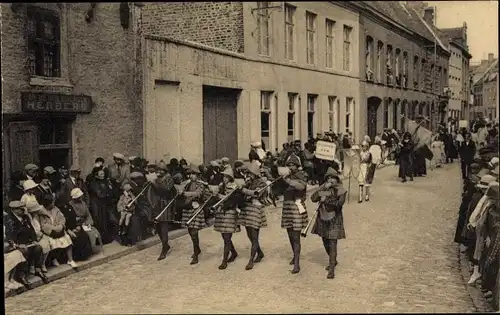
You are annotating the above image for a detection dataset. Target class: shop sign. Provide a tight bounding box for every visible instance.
[21,92,92,113]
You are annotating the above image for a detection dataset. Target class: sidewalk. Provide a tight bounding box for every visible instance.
[6,163,394,298]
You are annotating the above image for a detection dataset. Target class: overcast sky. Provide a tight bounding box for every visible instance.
[426,0,498,63]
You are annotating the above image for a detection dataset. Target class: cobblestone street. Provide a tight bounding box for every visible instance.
[5,164,477,314]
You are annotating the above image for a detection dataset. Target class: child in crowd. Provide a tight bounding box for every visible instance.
[117,184,135,236]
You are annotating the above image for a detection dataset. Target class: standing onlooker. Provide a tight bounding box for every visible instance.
[57,165,89,208]
[88,167,116,244]
[398,132,414,182]
[34,173,55,203]
[8,171,28,201]
[108,153,131,189]
[24,164,41,183]
[459,132,476,180]
[85,158,106,187]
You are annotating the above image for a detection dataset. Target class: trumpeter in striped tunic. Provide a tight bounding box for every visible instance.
[237,161,267,270]
[213,166,242,270]
[310,167,347,279]
[178,163,211,265]
[279,153,308,274]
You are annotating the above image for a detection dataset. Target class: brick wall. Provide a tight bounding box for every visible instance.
[1,3,143,176]
[141,2,244,53]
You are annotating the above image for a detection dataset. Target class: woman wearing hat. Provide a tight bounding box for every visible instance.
[276,153,308,274]
[178,164,211,265]
[466,176,497,284]
[65,188,100,260]
[398,132,414,183]
[21,180,40,209]
[311,167,347,279]
[88,167,115,245]
[357,141,373,203]
[34,172,56,204]
[212,167,241,270]
[237,162,268,271]
[34,194,77,268]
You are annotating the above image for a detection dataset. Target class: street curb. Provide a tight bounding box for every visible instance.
[4,227,190,299]
[458,246,495,312]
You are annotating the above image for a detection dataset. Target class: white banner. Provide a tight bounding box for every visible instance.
[314,141,337,161]
[459,120,468,128]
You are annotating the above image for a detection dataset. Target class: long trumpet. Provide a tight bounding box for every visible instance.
[301,208,319,238]
[126,181,152,209]
[154,191,179,222]
[209,188,240,212]
[186,195,216,226]
[255,176,284,194]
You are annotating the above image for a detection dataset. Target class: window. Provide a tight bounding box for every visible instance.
[430,64,435,92]
[377,41,383,83]
[325,19,335,68]
[366,36,374,81]
[343,25,352,71]
[27,6,61,77]
[395,49,401,86]
[328,96,337,131]
[393,100,399,130]
[413,56,419,89]
[400,102,406,128]
[38,118,72,169]
[420,59,426,90]
[256,2,270,56]
[307,94,317,138]
[260,91,273,148]
[345,97,353,133]
[287,93,298,141]
[306,12,317,65]
[386,45,393,85]
[402,52,408,88]
[383,100,389,129]
[284,4,295,61]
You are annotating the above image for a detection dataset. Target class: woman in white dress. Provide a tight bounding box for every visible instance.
[430,134,445,170]
[357,141,373,203]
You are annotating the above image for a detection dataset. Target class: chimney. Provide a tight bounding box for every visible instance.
[488,53,494,62]
[423,7,435,26]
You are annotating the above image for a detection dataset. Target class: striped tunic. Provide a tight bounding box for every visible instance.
[213,182,241,233]
[281,171,308,231]
[237,178,268,229]
[180,181,209,230]
[310,187,346,240]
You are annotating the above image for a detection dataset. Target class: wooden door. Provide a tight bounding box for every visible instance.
[9,122,39,172]
[367,97,380,141]
[203,87,239,164]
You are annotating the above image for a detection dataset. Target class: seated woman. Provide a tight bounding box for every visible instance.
[34,194,78,268]
[4,219,27,290]
[5,201,49,287]
[64,188,102,260]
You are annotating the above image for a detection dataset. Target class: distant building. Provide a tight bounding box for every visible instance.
[140,2,361,163]
[472,58,498,122]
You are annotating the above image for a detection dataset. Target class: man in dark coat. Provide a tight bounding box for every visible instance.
[458,132,476,180]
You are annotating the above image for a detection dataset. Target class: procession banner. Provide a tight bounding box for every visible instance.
[314,140,337,161]
[342,149,360,179]
[405,118,433,150]
[459,120,468,129]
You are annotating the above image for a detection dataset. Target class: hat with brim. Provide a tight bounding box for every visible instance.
[9,200,26,209]
[186,163,201,174]
[69,165,81,172]
[128,156,137,162]
[486,182,499,200]
[251,142,261,148]
[130,172,145,179]
[43,166,57,175]
[221,157,230,163]
[26,203,43,213]
[71,188,84,199]
[210,161,220,168]
[24,164,39,172]
[286,153,301,167]
[477,175,496,189]
[23,179,38,191]
[156,161,168,171]
[113,153,125,160]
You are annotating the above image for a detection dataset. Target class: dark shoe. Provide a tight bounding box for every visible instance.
[35,272,49,284]
[358,200,363,203]
[227,250,238,263]
[19,277,31,289]
[218,261,228,270]
[245,261,254,270]
[190,255,199,265]
[327,268,335,279]
[191,248,201,259]
[157,244,171,261]
[254,251,264,263]
[401,179,407,183]
[290,266,300,274]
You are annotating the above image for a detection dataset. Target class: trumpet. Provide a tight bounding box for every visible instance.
[301,208,318,238]
[126,181,152,209]
[186,195,216,226]
[209,187,241,212]
[154,191,179,222]
[255,176,284,194]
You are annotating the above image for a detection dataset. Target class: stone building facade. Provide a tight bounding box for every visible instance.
[140,2,360,164]
[358,2,450,139]
[1,3,143,190]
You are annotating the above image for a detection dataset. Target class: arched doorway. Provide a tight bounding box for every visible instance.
[401,99,408,131]
[367,96,382,140]
[393,98,400,130]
